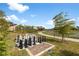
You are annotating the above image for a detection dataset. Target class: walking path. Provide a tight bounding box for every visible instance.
[38,32,79,42]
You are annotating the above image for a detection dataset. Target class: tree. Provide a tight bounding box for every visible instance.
[53,12,75,42]
[15,25,24,34]
[76,26,79,30]
[15,25,38,34]
[37,26,45,31]
[0,10,9,55]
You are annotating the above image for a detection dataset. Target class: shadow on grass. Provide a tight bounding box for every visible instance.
[60,50,79,56]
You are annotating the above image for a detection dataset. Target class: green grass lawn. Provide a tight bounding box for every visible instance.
[43,37,79,56]
[5,32,29,56]
[3,32,79,56]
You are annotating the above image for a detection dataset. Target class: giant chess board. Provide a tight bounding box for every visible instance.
[15,33,46,49]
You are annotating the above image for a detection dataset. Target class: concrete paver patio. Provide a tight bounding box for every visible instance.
[26,42,55,56]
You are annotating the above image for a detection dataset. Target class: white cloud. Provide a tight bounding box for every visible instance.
[5,15,27,25]
[46,20,54,25]
[30,14,37,18]
[75,17,79,26]
[7,3,29,13]
[46,20,54,28]
[6,15,19,22]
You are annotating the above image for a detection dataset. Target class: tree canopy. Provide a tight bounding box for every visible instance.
[0,10,9,55]
[53,12,75,41]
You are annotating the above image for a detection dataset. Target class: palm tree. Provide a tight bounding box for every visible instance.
[53,12,75,42]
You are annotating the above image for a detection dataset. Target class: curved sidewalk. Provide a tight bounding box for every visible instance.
[38,32,79,42]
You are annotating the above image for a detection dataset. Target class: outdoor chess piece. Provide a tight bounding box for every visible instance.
[28,36,32,46]
[27,35,29,45]
[30,34,33,45]
[42,36,46,42]
[15,35,20,48]
[22,36,25,48]
[19,39,23,49]
[38,36,40,43]
[33,36,36,45]
[41,36,43,42]
[24,39,28,48]
[15,34,46,49]
[16,35,20,43]
[39,36,42,43]
[18,35,23,49]
[44,36,46,42]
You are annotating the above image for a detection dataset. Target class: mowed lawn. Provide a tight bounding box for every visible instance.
[43,37,79,56]
[4,32,79,56]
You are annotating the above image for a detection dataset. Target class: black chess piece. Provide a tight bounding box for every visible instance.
[38,36,40,43]
[41,36,43,42]
[44,36,46,42]
[42,36,46,42]
[33,36,36,45]
[42,36,45,42]
[28,37,32,46]
[39,36,42,43]
[19,40,23,49]
[24,39,28,48]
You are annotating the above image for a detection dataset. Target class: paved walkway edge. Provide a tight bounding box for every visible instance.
[38,32,79,42]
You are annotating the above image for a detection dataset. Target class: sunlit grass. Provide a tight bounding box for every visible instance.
[43,37,79,56]
[4,32,79,56]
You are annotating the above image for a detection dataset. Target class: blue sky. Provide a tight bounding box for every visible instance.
[0,3,79,29]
